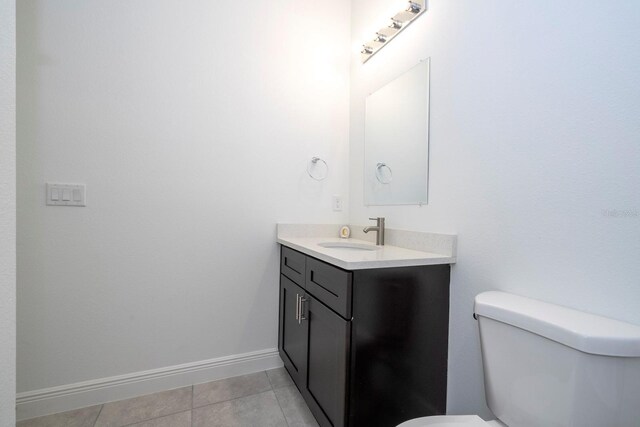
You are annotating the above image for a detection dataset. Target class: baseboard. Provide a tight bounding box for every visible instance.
[16,348,282,421]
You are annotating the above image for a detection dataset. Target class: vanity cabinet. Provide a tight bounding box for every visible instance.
[278,246,450,427]
[279,247,351,426]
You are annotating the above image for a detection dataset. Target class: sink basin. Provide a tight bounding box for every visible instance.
[318,241,380,251]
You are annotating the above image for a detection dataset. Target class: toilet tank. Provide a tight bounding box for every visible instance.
[474,291,640,427]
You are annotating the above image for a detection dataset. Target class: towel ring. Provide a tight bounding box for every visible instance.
[307,157,328,181]
[375,162,392,184]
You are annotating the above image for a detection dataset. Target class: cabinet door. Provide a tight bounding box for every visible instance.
[302,295,351,427]
[278,275,308,388]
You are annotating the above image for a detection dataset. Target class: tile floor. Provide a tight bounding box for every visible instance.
[17,368,319,427]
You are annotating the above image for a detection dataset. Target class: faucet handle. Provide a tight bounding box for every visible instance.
[369,217,383,221]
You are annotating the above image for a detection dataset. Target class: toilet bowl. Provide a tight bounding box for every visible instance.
[396,291,640,427]
[397,415,505,427]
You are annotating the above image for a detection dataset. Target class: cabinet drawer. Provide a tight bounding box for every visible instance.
[305,257,352,319]
[281,246,306,287]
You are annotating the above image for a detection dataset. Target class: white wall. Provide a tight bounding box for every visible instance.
[17,0,350,394]
[350,0,640,418]
[0,0,17,424]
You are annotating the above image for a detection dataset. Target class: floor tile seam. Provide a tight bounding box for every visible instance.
[32,372,281,426]
[118,409,193,427]
[191,388,277,411]
[92,404,105,427]
[267,376,291,391]
[96,385,193,412]
[191,387,274,410]
[270,383,293,390]
[191,370,271,390]
[100,392,193,427]
[272,386,291,427]
[263,370,276,393]
[191,372,273,410]
[93,398,193,427]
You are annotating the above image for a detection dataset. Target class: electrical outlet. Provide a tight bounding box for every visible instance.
[332,195,343,212]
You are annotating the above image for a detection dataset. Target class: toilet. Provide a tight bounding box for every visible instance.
[398,291,640,427]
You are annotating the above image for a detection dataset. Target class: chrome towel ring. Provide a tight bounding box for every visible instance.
[307,157,328,181]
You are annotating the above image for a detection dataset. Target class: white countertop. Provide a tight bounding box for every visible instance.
[277,236,456,270]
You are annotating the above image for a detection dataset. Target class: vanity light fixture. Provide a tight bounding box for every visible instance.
[361,0,427,63]
[361,45,374,55]
[375,33,388,43]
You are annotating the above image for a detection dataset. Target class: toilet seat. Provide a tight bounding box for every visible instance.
[396,415,500,427]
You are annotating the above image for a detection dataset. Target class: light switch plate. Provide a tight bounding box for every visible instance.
[46,183,86,207]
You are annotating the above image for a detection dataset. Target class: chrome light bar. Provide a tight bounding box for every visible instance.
[361,0,427,63]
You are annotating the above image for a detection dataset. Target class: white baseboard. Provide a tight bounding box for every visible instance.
[16,348,282,422]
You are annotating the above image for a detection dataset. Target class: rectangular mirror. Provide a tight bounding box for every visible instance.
[364,59,430,205]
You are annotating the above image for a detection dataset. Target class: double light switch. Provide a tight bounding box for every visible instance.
[46,183,86,206]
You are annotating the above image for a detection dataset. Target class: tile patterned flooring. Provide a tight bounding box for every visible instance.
[17,369,319,427]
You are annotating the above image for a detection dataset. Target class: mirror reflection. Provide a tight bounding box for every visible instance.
[364,59,430,205]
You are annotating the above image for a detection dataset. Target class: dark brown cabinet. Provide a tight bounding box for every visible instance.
[278,246,450,427]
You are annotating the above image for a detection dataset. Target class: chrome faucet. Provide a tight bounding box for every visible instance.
[363,217,385,246]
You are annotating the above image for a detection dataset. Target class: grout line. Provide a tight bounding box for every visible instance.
[266,369,274,389]
[194,387,281,412]
[270,381,294,391]
[191,387,274,410]
[102,387,193,427]
[266,370,275,391]
[119,410,192,427]
[191,371,273,410]
[266,367,295,391]
[106,387,194,427]
[190,383,194,409]
[273,387,290,427]
[35,371,279,427]
[92,404,104,427]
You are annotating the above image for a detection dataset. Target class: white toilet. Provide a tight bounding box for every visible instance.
[398,291,640,427]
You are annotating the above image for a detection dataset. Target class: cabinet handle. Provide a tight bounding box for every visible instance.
[299,297,307,324]
[295,293,300,321]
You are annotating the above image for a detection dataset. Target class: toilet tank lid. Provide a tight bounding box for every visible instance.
[474,291,640,357]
